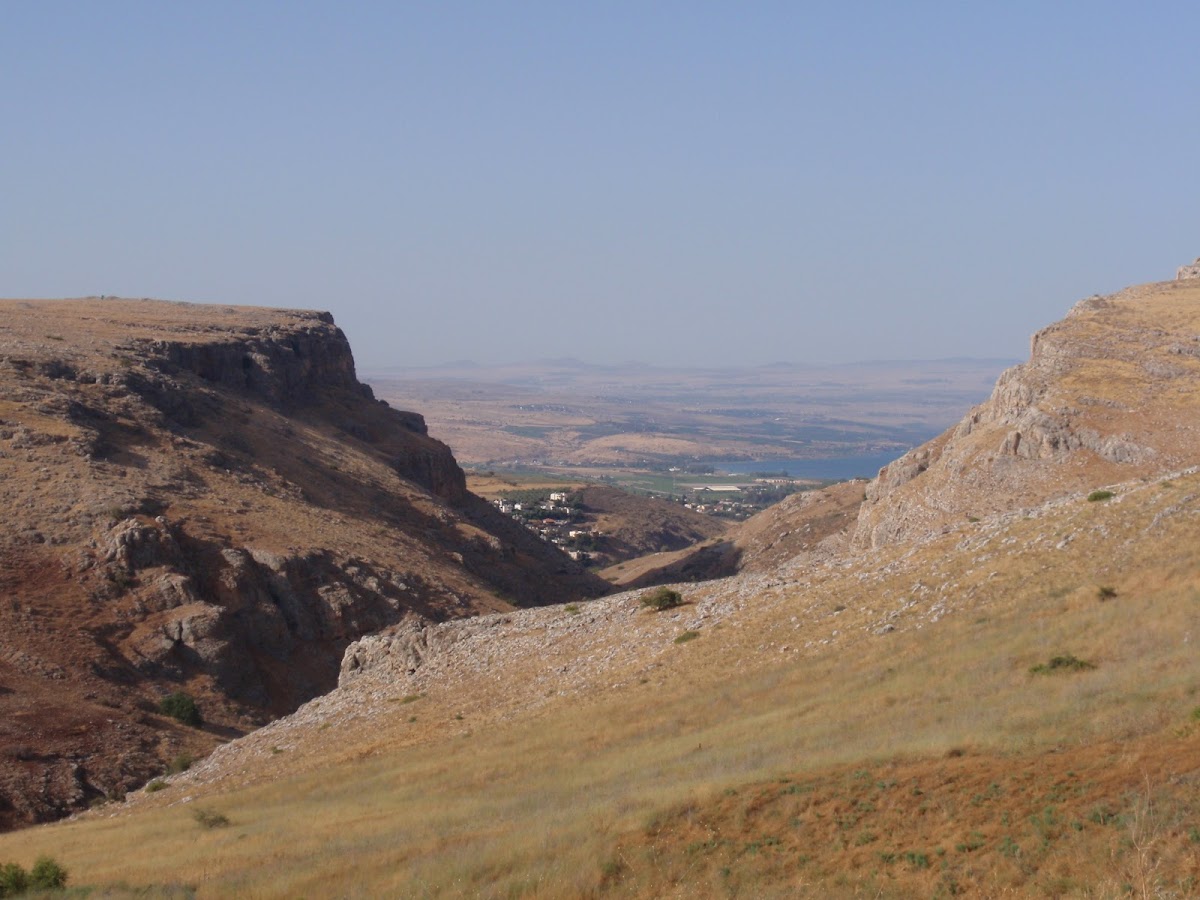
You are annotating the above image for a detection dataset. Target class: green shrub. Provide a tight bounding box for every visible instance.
[159,691,202,727]
[30,855,68,889]
[1097,585,1118,601]
[1087,490,1114,502]
[145,779,167,793]
[0,858,64,895]
[0,862,29,896]
[166,752,193,774]
[640,587,683,611]
[674,630,701,644]
[192,808,230,829]
[1030,654,1096,675]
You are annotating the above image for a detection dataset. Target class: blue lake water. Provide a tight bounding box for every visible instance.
[716,451,907,481]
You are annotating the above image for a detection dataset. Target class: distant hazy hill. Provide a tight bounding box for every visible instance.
[364,357,1013,467]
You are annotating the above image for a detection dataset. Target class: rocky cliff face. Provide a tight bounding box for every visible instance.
[1177,257,1200,280]
[854,277,1200,549]
[0,298,608,829]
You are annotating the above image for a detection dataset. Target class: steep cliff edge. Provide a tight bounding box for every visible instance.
[0,298,608,829]
[854,276,1200,549]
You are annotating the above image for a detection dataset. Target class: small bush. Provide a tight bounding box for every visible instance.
[192,808,230,829]
[166,752,193,774]
[1097,585,1118,601]
[1030,654,1095,675]
[145,779,167,793]
[30,855,69,889]
[0,862,29,896]
[640,587,683,611]
[159,691,202,727]
[564,603,580,614]
[1087,490,1114,502]
[674,630,701,644]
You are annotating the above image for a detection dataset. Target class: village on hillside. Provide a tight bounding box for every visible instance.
[491,477,814,566]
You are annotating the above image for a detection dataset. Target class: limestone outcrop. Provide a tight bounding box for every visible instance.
[853,279,1200,549]
[1176,257,1200,280]
[0,297,608,829]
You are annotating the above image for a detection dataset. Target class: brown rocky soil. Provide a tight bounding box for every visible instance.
[0,298,608,829]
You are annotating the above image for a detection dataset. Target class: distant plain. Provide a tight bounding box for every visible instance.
[364,358,1013,472]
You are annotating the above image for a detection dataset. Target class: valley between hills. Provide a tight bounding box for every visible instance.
[1,271,1200,897]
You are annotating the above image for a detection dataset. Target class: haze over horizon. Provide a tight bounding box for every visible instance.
[361,353,1021,374]
[3,3,1197,369]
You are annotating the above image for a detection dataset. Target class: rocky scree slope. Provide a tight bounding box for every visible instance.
[150,273,1200,791]
[0,298,607,830]
[855,277,1200,549]
[127,459,1200,817]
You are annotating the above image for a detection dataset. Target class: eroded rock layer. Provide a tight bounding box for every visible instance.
[0,298,608,828]
[854,279,1200,549]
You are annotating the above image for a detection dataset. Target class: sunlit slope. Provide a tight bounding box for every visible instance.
[856,278,1200,549]
[2,463,1197,897]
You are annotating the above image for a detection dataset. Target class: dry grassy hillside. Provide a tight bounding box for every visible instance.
[0,298,607,829]
[3,460,1197,897]
[1,280,1199,897]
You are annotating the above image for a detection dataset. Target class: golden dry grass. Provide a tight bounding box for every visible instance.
[2,466,1199,896]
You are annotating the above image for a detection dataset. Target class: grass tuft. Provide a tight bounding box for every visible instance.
[1030,654,1096,675]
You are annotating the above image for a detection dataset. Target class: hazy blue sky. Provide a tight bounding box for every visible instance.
[3,2,1197,367]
